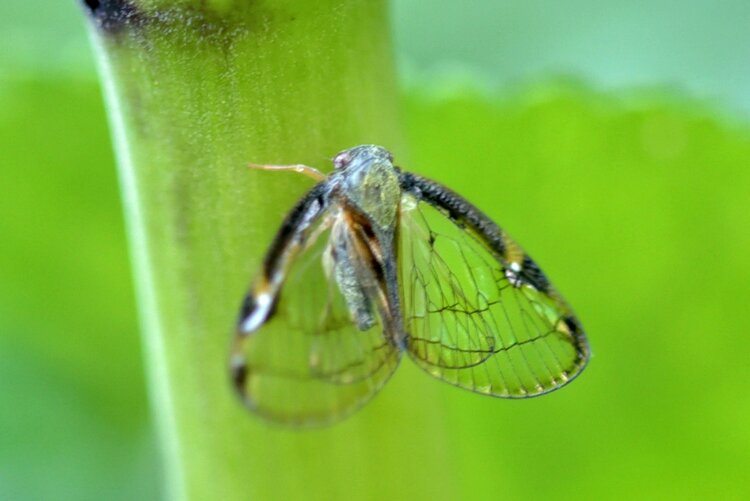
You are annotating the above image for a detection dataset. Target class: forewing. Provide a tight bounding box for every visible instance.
[399,173,589,398]
[232,187,400,426]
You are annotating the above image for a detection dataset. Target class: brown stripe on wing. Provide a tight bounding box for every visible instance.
[232,180,333,402]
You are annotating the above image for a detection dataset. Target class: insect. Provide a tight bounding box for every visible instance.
[231,145,589,426]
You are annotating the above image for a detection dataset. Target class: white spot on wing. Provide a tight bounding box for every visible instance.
[505,266,523,288]
[240,293,272,333]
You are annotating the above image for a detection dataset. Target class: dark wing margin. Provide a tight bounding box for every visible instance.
[231,181,400,426]
[398,171,589,398]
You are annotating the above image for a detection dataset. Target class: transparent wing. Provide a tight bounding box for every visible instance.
[399,174,589,398]
[232,189,400,426]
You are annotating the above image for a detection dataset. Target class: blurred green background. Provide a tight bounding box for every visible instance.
[2,1,749,500]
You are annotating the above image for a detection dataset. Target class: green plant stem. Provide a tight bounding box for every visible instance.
[81,1,460,500]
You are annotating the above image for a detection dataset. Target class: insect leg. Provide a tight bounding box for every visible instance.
[248,162,326,181]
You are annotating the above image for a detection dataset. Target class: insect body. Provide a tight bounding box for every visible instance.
[232,145,589,426]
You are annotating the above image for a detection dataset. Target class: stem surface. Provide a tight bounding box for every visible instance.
[84,1,455,499]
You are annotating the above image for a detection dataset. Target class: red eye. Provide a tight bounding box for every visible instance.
[334,152,351,169]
